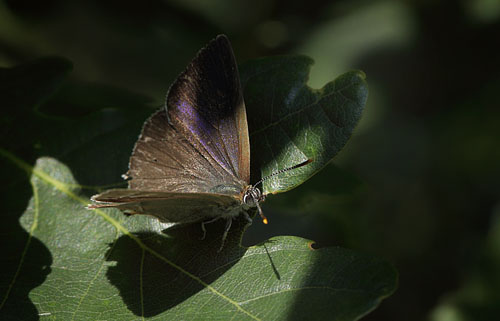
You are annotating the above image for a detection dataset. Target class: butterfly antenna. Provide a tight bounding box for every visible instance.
[254,158,313,188]
[248,159,312,225]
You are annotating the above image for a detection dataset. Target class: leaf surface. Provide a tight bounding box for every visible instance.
[0,56,394,321]
[241,56,367,194]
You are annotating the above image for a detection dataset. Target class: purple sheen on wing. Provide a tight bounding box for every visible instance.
[175,100,238,177]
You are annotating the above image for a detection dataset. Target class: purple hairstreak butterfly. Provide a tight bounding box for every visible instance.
[88,35,311,250]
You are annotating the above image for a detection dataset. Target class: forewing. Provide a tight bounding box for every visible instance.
[127,109,242,193]
[166,34,250,183]
[127,35,250,193]
[90,189,240,224]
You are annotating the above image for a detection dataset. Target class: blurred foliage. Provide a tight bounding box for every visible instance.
[430,206,500,321]
[1,0,499,320]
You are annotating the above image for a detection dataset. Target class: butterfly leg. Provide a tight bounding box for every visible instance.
[218,218,233,252]
[200,216,222,240]
[242,211,253,228]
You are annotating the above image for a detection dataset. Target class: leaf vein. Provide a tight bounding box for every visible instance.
[250,80,359,136]
[0,168,39,312]
[239,286,370,305]
[70,231,120,321]
[0,148,261,321]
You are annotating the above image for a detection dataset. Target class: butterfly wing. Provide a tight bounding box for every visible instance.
[89,35,250,224]
[127,34,250,193]
[125,109,242,194]
[89,189,241,223]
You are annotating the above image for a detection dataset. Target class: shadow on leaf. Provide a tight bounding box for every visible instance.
[105,213,251,317]
[0,158,53,320]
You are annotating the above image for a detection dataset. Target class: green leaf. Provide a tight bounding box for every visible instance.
[241,56,368,194]
[0,57,394,320]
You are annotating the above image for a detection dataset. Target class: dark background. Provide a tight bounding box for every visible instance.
[1,0,499,320]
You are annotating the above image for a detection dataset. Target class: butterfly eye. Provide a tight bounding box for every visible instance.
[243,186,268,224]
[243,186,263,206]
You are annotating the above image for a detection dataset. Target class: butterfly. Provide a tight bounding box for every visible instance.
[88,35,310,250]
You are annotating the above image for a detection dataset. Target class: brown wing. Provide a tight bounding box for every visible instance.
[126,109,244,193]
[89,189,241,223]
[127,35,250,193]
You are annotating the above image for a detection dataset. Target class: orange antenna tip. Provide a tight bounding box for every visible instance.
[262,218,268,224]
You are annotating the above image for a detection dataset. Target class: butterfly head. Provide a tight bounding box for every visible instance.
[243,185,265,206]
[242,185,267,224]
